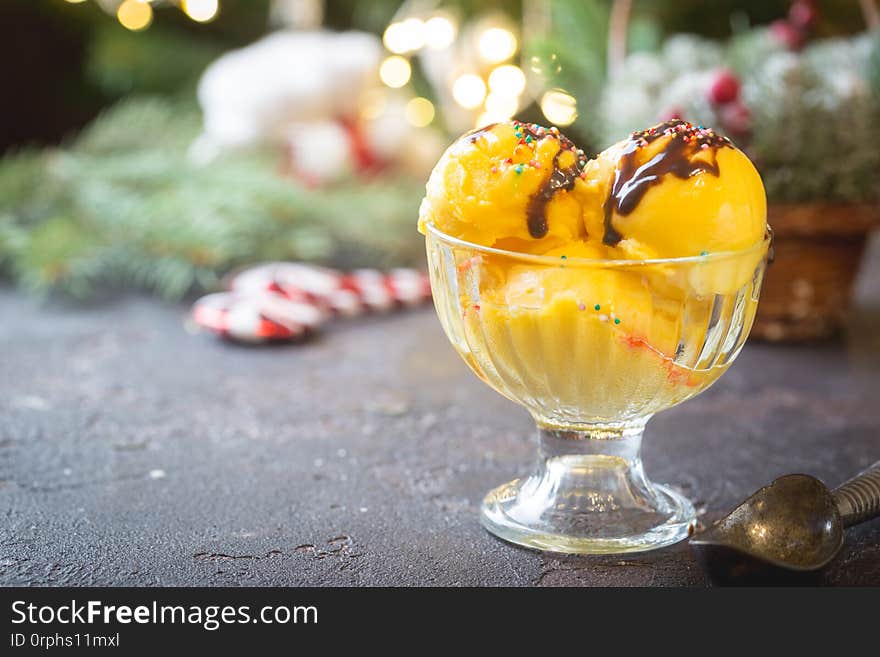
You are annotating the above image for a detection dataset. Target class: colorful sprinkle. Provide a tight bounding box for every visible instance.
[614,318,621,324]
[700,250,708,256]
[560,255,567,260]
[514,164,524,175]
[594,304,601,311]
[577,303,586,311]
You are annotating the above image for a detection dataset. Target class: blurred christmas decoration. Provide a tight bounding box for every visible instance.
[191,29,445,183]
[191,262,431,343]
[64,0,220,31]
[374,1,534,131]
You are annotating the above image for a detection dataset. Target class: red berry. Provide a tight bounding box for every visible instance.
[770,19,806,51]
[789,0,818,29]
[720,101,751,136]
[708,70,741,105]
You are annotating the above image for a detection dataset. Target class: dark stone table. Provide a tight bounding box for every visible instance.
[2,240,879,587]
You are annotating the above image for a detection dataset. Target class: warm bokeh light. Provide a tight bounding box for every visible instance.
[182,0,220,23]
[452,74,487,109]
[424,15,456,49]
[64,0,88,4]
[400,18,425,50]
[484,93,518,120]
[117,0,153,32]
[540,89,578,126]
[405,97,435,127]
[383,22,406,53]
[383,18,425,54]
[379,56,412,88]
[478,27,517,63]
[488,65,526,97]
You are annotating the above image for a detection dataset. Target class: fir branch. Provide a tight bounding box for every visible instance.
[0,96,425,300]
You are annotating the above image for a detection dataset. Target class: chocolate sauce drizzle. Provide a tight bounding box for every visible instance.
[468,121,586,239]
[514,122,586,239]
[526,147,584,238]
[603,119,733,246]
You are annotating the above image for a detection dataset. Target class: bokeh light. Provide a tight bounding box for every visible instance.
[478,28,517,63]
[424,16,456,50]
[405,97,435,127]
[488,65,526,97]
[117,0,153,32]
[182,0,220,23]
[379,56,412,88]
[383,18,425,54]
[452,74,487,109]
[540,89,578,126]
[485,93,518,120]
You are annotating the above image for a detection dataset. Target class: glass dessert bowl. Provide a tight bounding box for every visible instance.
[425,222,771,554]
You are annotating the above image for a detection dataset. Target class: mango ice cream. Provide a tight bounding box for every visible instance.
[420,119,769,425]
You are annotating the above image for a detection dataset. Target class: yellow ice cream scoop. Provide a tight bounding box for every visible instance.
[418,121,588,253]
[581,120,767,260]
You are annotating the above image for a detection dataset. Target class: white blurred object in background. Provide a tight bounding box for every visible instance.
[191,30,443,182]
[193,30,379,155]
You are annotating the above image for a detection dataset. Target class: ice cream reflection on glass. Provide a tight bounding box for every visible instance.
[419,119,771,554]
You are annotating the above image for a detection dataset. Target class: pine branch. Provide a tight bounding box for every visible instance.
[0,96,425,300]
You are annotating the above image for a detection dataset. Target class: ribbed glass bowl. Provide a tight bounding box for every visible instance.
[425,222,771,554]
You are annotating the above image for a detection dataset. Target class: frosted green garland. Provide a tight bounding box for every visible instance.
[593,30,880,203]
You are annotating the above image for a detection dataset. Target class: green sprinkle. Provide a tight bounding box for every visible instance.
[594,304,601,311]
[514,164,524,175]
[560,255,567,260]
[700,250,708,256]
[614,318,621,324]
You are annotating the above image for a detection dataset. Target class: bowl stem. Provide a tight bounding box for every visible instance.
[480,418,696,554]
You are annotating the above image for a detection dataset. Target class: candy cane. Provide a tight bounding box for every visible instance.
[230,262,431,316]
[192,291,325,343]
[192,262,432,342]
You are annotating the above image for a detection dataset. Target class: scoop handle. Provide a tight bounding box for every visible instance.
[832,461,880,528]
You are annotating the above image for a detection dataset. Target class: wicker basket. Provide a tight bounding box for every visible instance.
[752,203,879,342]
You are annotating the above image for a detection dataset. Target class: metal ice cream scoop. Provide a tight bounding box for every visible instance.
[690,461,880,584]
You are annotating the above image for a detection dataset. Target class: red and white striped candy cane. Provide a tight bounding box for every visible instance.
[230,262,431,316]
[191,291,325,343]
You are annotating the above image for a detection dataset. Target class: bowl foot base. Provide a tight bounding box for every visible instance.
[480,446,696,555]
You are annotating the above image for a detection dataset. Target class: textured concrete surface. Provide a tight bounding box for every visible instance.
[2,240,880,587]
